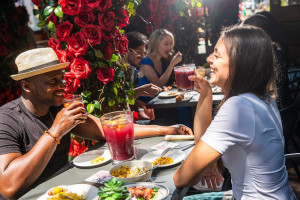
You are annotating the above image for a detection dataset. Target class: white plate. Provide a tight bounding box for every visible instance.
[126,182,169,200]
[158,91,181,98]
[140,149,185,168]
[212,86,222,94]
[37,184,99,200]
[73,149,111,168]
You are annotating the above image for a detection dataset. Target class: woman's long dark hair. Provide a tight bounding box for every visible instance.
[218,25,276,108]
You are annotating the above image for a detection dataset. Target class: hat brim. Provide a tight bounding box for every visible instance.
[11,62,70,81]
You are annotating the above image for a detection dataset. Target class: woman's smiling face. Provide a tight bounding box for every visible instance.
[157,35,174,59]
[207,37,230,89]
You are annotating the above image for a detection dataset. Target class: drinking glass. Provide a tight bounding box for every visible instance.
[100,111,135,165]
[63,94,84,108]
[196,66,206,77]
[174,64,196,92]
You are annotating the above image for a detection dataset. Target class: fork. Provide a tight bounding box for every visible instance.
[161,143,194,157]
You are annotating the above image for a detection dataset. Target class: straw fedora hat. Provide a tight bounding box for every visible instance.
[11,47,70,81]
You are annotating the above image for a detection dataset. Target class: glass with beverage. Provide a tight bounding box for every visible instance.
[174,64,196,92]
[100,111,135,165]
[196,66,205,77]
[63,94,85,108]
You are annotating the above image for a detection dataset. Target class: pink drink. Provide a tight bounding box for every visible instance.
[174,66,195,91]
[100,111,135,164]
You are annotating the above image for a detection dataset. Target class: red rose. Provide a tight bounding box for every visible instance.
[2,31,14,44]
[82,24,102,46]
[64,72,81,93]
[115,32,128,55]
[102,30,114,42]
[59,50,75,70]
[0,45,8,56]
[68,32,88,56]
[100,42,115,60]
[58,0,81,16]
[32,0,40,6]
[149,0,159,12]
[79,4,93,12]
[98,11,115,31]
[95,66,114,85]
[48,38,61,50]
[159,4,168,20]
[96,0,112,12]
[82,0,101,10]
[56,21,73,41]
[74,12,95,28]
[70,58,92,79]
[116,8,129,28]
[46,13,58,25]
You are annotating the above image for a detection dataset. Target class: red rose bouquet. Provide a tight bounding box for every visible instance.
[33,0,141,116]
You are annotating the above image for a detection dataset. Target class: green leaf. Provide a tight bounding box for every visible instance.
[113,86,118,96]
[33,9,40,16]
[54,5,63,18]
[117,97,125,103]
[119,30,124,34]
[127,89,135,97]
[108,98,115,106]
[93,100,100,109]
[82,91,92,98]
[48,21,56,33]
[98,62,107,67]
[116,70,125,78]
[112,193,122,199]
[110,54,118,62]
[95,50,104,58]
[128,97,135,105]
[44,6,54,17]
[37,21,46,28]
[196,2,202,7]
[87,103,95,113]
[128,2,134,9]
[48,0,57,6]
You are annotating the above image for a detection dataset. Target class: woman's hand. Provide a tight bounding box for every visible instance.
[50,102,87,139]
[188,71,211,95]
[172,124,193,135]
[170,51,182,67]
[134,83,162,98]
[200,162,224,190]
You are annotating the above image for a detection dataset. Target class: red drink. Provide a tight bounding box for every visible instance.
[100,111,135,165]
[174,66,195,91]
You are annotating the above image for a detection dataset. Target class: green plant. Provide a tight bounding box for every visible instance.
[98,178,130,200]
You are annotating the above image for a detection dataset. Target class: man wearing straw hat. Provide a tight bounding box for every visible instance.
[0,47,192,199]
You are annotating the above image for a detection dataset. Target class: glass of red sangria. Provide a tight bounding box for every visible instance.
[174,64,196,92]
[100,111,135,165]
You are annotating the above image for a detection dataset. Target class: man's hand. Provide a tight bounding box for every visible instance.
[134,83,162,98]
[200,162,224,190]
[50,102,87,139]
[172,124,193,135]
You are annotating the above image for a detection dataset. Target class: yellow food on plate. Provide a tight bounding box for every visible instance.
[90,156,105,164]
[47,186,86,200]
[152,156,174,166]
[111,166,146,178]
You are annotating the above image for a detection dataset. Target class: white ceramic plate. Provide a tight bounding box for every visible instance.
[158,91,181,98]
[140,149,185,168]
[212,86,222,94]
[73,149,111,168]
[126,182,169,200]
[37,184,99,200]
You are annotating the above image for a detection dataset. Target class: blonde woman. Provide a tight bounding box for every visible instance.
[138,29,182,91]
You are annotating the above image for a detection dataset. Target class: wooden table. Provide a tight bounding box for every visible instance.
[20,136,195,200]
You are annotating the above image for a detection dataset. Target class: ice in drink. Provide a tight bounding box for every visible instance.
[100,111,135,165]
[174,65,195,91]
[63,94,84,108]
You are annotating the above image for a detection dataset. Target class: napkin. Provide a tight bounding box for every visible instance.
[164,135,194,141]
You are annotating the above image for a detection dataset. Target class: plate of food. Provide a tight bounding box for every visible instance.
[126,182,169,200]
[140,149,185,168]
[211,86,222,94]
[72,149,111,168]
[37,184,99,200]
[158,91,181,98]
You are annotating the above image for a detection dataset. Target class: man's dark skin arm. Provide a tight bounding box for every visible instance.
[0,103,86,199]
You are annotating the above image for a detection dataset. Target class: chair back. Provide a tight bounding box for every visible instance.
[288,69,300,103]
[279,103,300,152]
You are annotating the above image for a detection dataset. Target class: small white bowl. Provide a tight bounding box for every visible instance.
[109,160,153,183]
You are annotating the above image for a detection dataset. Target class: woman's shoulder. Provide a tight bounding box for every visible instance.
[140,57,154,66]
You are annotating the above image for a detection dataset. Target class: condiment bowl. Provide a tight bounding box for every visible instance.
[109,160,153,183]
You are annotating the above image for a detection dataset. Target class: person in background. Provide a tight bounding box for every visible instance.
[243,12,293,109]
[0,48,193,199]
[173,25,296,199]
[126,31,161,120]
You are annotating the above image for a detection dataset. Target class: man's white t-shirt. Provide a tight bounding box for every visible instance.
[201,93,294,200]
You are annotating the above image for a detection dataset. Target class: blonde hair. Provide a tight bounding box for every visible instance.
[147,29,175,57]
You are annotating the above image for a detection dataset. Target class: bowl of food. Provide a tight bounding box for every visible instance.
[109,160,153,183]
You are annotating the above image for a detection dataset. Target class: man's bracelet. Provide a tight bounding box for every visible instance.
[44,130,60,144]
